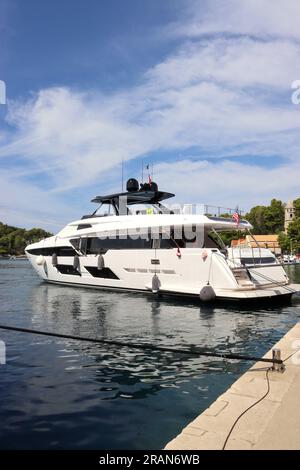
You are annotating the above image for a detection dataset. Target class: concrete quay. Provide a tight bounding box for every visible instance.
[165,322,300,450]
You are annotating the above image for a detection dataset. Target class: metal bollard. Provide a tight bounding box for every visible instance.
[272,348,285,372]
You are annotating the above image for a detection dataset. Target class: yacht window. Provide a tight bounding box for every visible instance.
[79,238,88,254]
[56,264,81,276]
[131,204,160,215]
[56,246,78,256]
[152,238,161,249]
[26,246,77,256]
[241,257,276,265]
[85,266,119,279]
[204,231,223,249]
[159,226,203,249]
[159,237,177,249]
[184,231,203,248]
[70,239,80,251]
[77,223,92,230]
[85,236,152,254]
[94,203,115,217]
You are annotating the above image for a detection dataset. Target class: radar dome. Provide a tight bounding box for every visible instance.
[126,178,139,192]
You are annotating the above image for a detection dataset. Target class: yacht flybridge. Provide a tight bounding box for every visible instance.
[26,178,300,302]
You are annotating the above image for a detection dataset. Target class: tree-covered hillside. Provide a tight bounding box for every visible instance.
[218,198,300,253]
[246,198,300,254]
[245,199,285,234]
[0,222,52,256]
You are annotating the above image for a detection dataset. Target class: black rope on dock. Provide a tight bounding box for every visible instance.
[222,367,271,450]
[0,324,283,365]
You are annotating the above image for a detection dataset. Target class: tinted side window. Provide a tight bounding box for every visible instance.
[86,236,152,254]
[27,246,77,256]
[241,257,276,265]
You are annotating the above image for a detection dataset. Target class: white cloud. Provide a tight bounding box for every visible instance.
[1,88,149,191]
[172,0,300,41]
[147,38,300,90]
[154,158,300,211]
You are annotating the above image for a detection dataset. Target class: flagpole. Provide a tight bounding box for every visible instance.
[146,163,151,184]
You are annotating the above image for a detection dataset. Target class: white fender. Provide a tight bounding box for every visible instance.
[36,255,45,266]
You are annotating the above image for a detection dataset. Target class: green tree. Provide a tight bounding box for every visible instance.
[294,198,300,218]
[0,221,52,255]
[277,232,290,253]
[245,199,284,234]
[287,218,300,253]
[264,199,284,233]
[245,206,267,234]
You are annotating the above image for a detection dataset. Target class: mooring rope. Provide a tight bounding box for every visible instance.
[0,324,283,365]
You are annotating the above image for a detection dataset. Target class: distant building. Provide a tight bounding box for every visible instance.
[231,234,281,255]
[284,200,296,233]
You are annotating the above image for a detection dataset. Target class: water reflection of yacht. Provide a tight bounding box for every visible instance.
[25,178,300,302]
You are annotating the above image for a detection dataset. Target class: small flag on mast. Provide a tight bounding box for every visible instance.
[232,207,240,226]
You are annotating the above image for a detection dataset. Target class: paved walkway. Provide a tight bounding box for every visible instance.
[165,322,300,450]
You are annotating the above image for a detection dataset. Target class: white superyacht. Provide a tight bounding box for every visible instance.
[25,178,300,302]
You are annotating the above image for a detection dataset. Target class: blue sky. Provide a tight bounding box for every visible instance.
[1,0,179,94]
[1,0,300,231]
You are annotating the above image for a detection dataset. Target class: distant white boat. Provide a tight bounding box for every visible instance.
[25,178,300,302]
[282,254,300,265]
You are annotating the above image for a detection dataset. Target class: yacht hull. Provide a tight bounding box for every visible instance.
[41,279,296,305]
[23,185,300,304]
[26,248,300,303]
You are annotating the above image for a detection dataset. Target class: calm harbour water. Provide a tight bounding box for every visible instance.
[0,259,299,450]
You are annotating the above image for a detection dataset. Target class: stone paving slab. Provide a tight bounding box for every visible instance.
[165,322,300,450]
